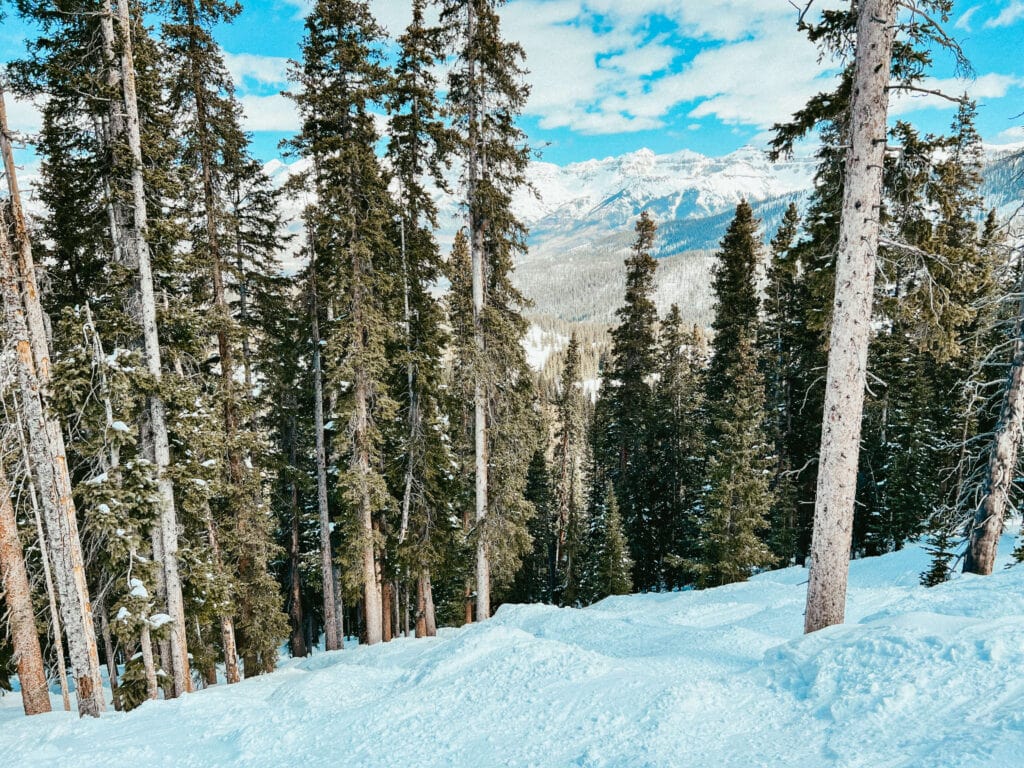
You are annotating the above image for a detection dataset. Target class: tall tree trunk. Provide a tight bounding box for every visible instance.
[287,419,308,657]
[1,91,105,717]
[139,622,159,701]
[964,290,1024,574]
[0,465,51,716]
[309,274,339,651]
[15,406,70,712]
[381,579,393,642]
[804,0,896,634]
[415,576,427,638]
[332,563,345,646]
[201,500,240,683]
[423,571,437,636]
[99,600,122,711]
[111,0,191,693]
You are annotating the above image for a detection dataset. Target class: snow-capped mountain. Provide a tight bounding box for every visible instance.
[265,142,1023,326]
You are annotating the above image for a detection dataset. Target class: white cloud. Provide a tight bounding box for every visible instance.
[889,73,1024,115]
[237,94,300,132]
[223,52,291,87]
[955,5,982,31]
[996,125,1024,142]
[985,1,1024,28]
[502,0,842,135]
[2,93,42,134]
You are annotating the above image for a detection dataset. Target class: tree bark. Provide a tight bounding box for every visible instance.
[287,419,308,657]
[381,579,393,642]
[111,0,191,693]
[201,500,240,683]
[12,405,71,712]
[2,93,105,717]
[0,465,51,716]
[804,0,896,633]
[99,600,122,711]
[964,290,1024,573]
[309,274,339,651]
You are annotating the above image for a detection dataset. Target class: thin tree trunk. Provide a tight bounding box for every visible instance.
[288,418,307,657]
[309,273,339,651]
[110,0,191,693]
[964,291,1024,574]
[99,601,122,711]
[0,465,51,715]
[139,623,159,701]
[1,127,104,719]
[423,571,437,636]
[332,563,345,646]
[13,403,70,712]
[201,500,240,684]
[804,0,896,633]
[381,579,393,642]
[415,576,427,638]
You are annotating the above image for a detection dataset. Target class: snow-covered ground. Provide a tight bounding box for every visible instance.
[4,533,1024,767]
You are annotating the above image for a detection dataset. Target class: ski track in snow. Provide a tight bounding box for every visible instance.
[3,535,1024,767]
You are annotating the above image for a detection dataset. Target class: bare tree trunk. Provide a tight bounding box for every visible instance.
[381,579,393,642]
[415,576,427,638]
[352,320,382,645]
[15,407,70,711]
[423,572,437,636]
[332,563,345,646]
[804,0,896,634]
[110,0,191,693]
[965,287,1024,573]
[139,623,159,701]
[309,275,339,652]
[0,465,51,715]
[99,601,122,711]
[201,500,240,684]
[1,106,105,718]
[287,419,308,657]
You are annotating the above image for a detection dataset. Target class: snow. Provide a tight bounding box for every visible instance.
[523,324,567,371]
[148,614,173,630]
[128,579,148,599]
[4,533,1024,767]
[109,421,131,434]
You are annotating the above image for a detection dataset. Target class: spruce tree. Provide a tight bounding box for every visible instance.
[598,211,660,590]
[288,0,397,645]
[442,0,535,619]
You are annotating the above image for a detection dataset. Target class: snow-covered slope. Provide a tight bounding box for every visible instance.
[4,533,1024,767]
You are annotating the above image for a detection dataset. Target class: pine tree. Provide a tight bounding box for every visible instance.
[288,0,397,645]
[597,212,660,590]
[384,0,455,637]
[699,203,775,587]
[552,333,589,605]
[650,305,706,586]
[590,484,633,601]
[442,0,535,619]
[760,203,803,562]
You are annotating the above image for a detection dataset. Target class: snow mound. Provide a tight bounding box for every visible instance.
[3,537,1024,767]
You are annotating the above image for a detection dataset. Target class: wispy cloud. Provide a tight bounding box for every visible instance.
[889,73,1023,115]
[985,1,1024,28]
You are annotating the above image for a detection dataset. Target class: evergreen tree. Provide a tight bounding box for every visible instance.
[597,212,660,590]
[384,0,455,636]
[649,305,706,586]
[699,204,775,587]
[588,483,633,601]
[442,0,535,619]
[551,333,588,605]
[288,0,397,645]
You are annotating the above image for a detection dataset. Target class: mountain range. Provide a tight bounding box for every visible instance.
[265,141,1024,329]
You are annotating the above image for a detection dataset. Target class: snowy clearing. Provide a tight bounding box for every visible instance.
[3,534,1024,767]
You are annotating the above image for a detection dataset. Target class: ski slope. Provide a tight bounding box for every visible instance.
[3,533,1024,767]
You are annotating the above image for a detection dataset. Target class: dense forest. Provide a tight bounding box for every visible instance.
[1,0,1022,721]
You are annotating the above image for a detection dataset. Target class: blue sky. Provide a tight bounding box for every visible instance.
[2,0,1023,165]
